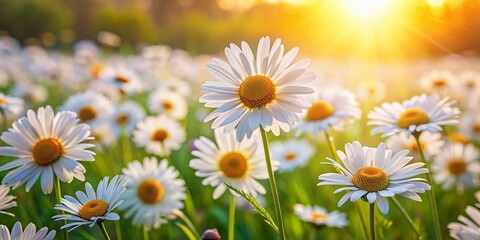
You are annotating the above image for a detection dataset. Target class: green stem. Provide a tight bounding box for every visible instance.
[114,220,123,240]
[167,157,199,238]
[370,203,375,240]
[354,202,370,240]
[174,210,201,238]
[143,226,149,240]
[260,127,286,240]
[0,109,7,132]
[324,130,369,240]
[55,178,69,240]
[229,195,236,240]
[324,130,338,161]
[99,221,111,240]
[392,197,421,239]
[122,129,133,167]
[414,135,442,240]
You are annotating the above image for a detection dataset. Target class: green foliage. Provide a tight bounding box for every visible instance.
[224,183,279,233]
[176,222,197,240]
[93,7,157,46]
[0,0,72,40]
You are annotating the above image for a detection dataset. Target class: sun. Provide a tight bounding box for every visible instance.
[342,0,394,20]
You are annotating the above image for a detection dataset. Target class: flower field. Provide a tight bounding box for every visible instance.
[1,2,480,240]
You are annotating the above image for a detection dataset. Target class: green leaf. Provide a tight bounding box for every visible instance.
[176,222,198,240]
[224,183,279,233]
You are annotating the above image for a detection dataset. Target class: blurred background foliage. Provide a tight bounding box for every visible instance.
[1,0,480,59]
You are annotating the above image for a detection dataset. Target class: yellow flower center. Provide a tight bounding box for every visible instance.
[90,64,105,78]
[0,97,8,105]
[115,75,129,83]
[448,159,466,175]
[352,166,389,192]
[306,101,334,121]
[151,129,169,142]
[310,212,328,221]
[449,132,470,144]
[116,114,129,125]
[78,106,97,122]
[32,138,63,165]
[219,152,248,178]
[466,81,475,89]
[433,78,447,87]
[397,108,430,129]
[407,142,426,152]
[239,75,276,109]
[163,101,173,110]
[93,133,103,141]
[79,199,109,220]
[473,124,480,133]
[137,179,164,204]
[284,153,297,161]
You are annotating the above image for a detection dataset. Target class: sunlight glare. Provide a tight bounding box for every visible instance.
[343,0,394,20]
[427,0,445,7]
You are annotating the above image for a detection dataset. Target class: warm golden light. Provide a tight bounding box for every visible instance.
[343,0,394,20]
[427,0,445,7]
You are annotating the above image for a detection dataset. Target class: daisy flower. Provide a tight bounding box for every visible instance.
[293,204,348,228]
[355,82,386,104]
[448,132,471,145]
[99,67,143,95]
[110,101,145,135]
[120,157,186,229]
[157,80,192,98]
[0,93,24,118]
[0,184,16,216]
[318,141,431,214]
[148,89,188,120]
[294,87,361,136]
[270,139,314,172]
[90,121,116,147]
[454,71,480,100]
[133,115,186,156]
[53,175,126,231]
[0,106,94,194]
[368,94,460,138]
[448,206,480,240]
[386,132,444,162]
[88,63,108,80]
[431,143,480,194]
[190,128,272,199]
[459,112,480,142]
[0,222,56,240]
[419,70,457,95]
[61,90,114,126]
[200,36,316,141]
[10,84,48,105]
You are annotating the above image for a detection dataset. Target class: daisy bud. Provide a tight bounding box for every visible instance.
[202,228,221,240]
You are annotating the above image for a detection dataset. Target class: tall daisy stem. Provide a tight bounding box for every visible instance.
[324,131,338,160]
[260,127,286,240]
[143,226,149,240]
[414,135,442,240]
[0,109,7,131]
[229,195,236,240]
[392,197,421,239]
[114,221,123,240]
[324,130,369,240]
[369,203,375,240]
[354,202,370,240]
[98,221,111,240]
[54,177,69,240]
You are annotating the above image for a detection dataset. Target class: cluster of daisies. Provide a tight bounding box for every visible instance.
[0,37,197,239]
[0,34,479,239]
